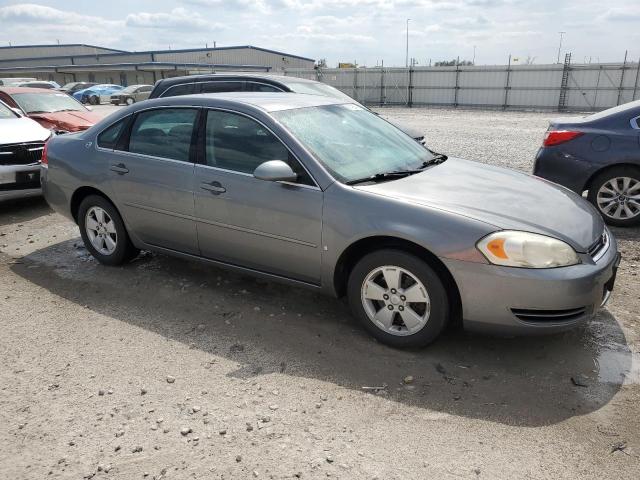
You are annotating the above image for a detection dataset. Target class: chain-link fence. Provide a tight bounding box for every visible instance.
[285,56,640,112]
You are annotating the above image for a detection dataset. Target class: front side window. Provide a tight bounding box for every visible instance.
[97,119,127,149]
[204,110,313,185]
[273,104,435,183]
[128,108,198,162]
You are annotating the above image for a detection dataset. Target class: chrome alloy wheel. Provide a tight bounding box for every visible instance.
[85,206,117,255]
[597,176,640,220]
[360,265,431,336]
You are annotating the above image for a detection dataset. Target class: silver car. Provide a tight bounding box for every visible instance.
[1,99,50,201]
[41,93,621,348]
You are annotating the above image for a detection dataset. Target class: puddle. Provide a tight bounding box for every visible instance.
[596,348,640,385]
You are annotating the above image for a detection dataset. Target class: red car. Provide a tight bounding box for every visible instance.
[0,87,100,134]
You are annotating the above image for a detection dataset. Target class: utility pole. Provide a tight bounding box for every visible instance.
[556,31,565,63]
[405,19,410,68]
[473,45,476,65]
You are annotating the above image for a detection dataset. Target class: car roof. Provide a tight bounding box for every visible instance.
[171,92,347,112]
[155,72,318,87]
[0,86,60,94]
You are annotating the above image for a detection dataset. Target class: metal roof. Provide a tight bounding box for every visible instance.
[0,43,126,52]
[0,62,272,73]
[0,45,314,65]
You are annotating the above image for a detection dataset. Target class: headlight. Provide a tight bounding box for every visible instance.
[477,231,580,268]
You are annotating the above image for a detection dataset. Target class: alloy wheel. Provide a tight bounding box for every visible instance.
[360,265,431,336]
[596,176,640,220]
[85,206,117,255]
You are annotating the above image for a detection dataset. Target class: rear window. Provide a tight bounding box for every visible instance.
[160,83,196,98]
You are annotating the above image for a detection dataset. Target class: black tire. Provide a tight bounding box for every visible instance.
[89,95,99,105]
[347,249,449,348]
[587,165,640,227]
[77,195,139,265]
[125,97,135,105]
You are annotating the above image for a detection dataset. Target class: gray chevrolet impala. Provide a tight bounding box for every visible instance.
[41,93,621,348]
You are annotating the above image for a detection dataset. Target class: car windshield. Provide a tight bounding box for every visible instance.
[0,102,17,118]
[12,92,85,113]
[283,81,355,103]
[273,104,435,183]
[120,85,139,94]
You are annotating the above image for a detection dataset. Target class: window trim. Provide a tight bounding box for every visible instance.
[95,115,131,152]
[159,80,286,98]
[630,115,640,130]
[199,106,320,190]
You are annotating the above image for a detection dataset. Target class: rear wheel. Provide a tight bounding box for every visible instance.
[78,195,139,265]
[347,249,449,348]
[588,166,640,227]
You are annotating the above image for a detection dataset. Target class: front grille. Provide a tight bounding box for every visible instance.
[588,230,609,262]
[511,307,587,323]
[0,142,44,166]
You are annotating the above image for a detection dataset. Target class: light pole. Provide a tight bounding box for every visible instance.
[405,19,410,68]
[473,45,476,65]
[557,31,565,63]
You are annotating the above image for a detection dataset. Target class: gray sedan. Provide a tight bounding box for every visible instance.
[41,93,621,347]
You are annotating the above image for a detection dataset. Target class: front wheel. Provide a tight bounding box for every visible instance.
[78,195,139,265]
[89,95,99,105]
[347,249,449,348]
[588,166,640,227]
[125,97,135,106]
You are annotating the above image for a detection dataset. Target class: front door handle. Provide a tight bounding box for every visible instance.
[200,181,226,194]
[110,163,129,174]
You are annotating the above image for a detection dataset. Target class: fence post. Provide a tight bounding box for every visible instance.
[408,64,414,107]
[353,67,358,102]
[380,61,385,106]
[616,50,628,106]
[633,58,640,101]
[503,54,512,110]
[453,58,460,108]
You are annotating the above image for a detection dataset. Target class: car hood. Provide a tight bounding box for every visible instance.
[0,116,50,144]
[29,110,100,131]
[356,157,604,252]
[386,119,424,140]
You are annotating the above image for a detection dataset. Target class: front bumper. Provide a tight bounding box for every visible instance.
[110,96,123,104]
[442,234,620,335]
[0,163,41,201]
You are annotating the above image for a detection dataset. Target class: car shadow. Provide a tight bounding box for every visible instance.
[0,196,51,224]
[11,238,633,428]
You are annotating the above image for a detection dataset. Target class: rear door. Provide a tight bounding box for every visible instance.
[103,107,200,254]
[193,108,323,283]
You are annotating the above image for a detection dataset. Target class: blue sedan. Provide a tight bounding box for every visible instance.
[73,84,124,105]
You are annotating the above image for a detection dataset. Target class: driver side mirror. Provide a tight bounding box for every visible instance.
[253,160,297,182]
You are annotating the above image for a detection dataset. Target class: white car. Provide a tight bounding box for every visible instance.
[0,100,50,201]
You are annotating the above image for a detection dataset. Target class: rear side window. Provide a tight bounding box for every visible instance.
[139,86,152,93]
[199,81,245,94]
[128,108,198,162]
[97,119,126,149]
[160,83,195,98]
[246,82,281,92]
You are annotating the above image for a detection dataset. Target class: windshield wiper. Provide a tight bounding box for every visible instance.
[419,154,448,168]
[346,169,422,186]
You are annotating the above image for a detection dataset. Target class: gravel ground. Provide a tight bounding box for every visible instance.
[1,106,639,479]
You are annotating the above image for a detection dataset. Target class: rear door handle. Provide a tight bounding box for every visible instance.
[110,163,129,174]
[201,181,226,194]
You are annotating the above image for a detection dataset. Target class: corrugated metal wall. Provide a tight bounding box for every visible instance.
[285,63,640,112]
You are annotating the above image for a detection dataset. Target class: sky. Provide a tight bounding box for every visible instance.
[0,0,638,67]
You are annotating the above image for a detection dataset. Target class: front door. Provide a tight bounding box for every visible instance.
[104,107,200,254]
[194,109,323,284]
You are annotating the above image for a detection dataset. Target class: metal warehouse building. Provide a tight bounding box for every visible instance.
[0,43,315,86]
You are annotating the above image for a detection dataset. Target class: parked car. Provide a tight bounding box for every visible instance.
[59,82,98,94]
[0,77,36,86]
[0,99,50,201]
[15,80,61,90]
[0,87,101,133]
[110,84,153,105]
[534,100,640,227]
[73,84,124,105]
[149,73,426,142]
[41,93,620,348]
